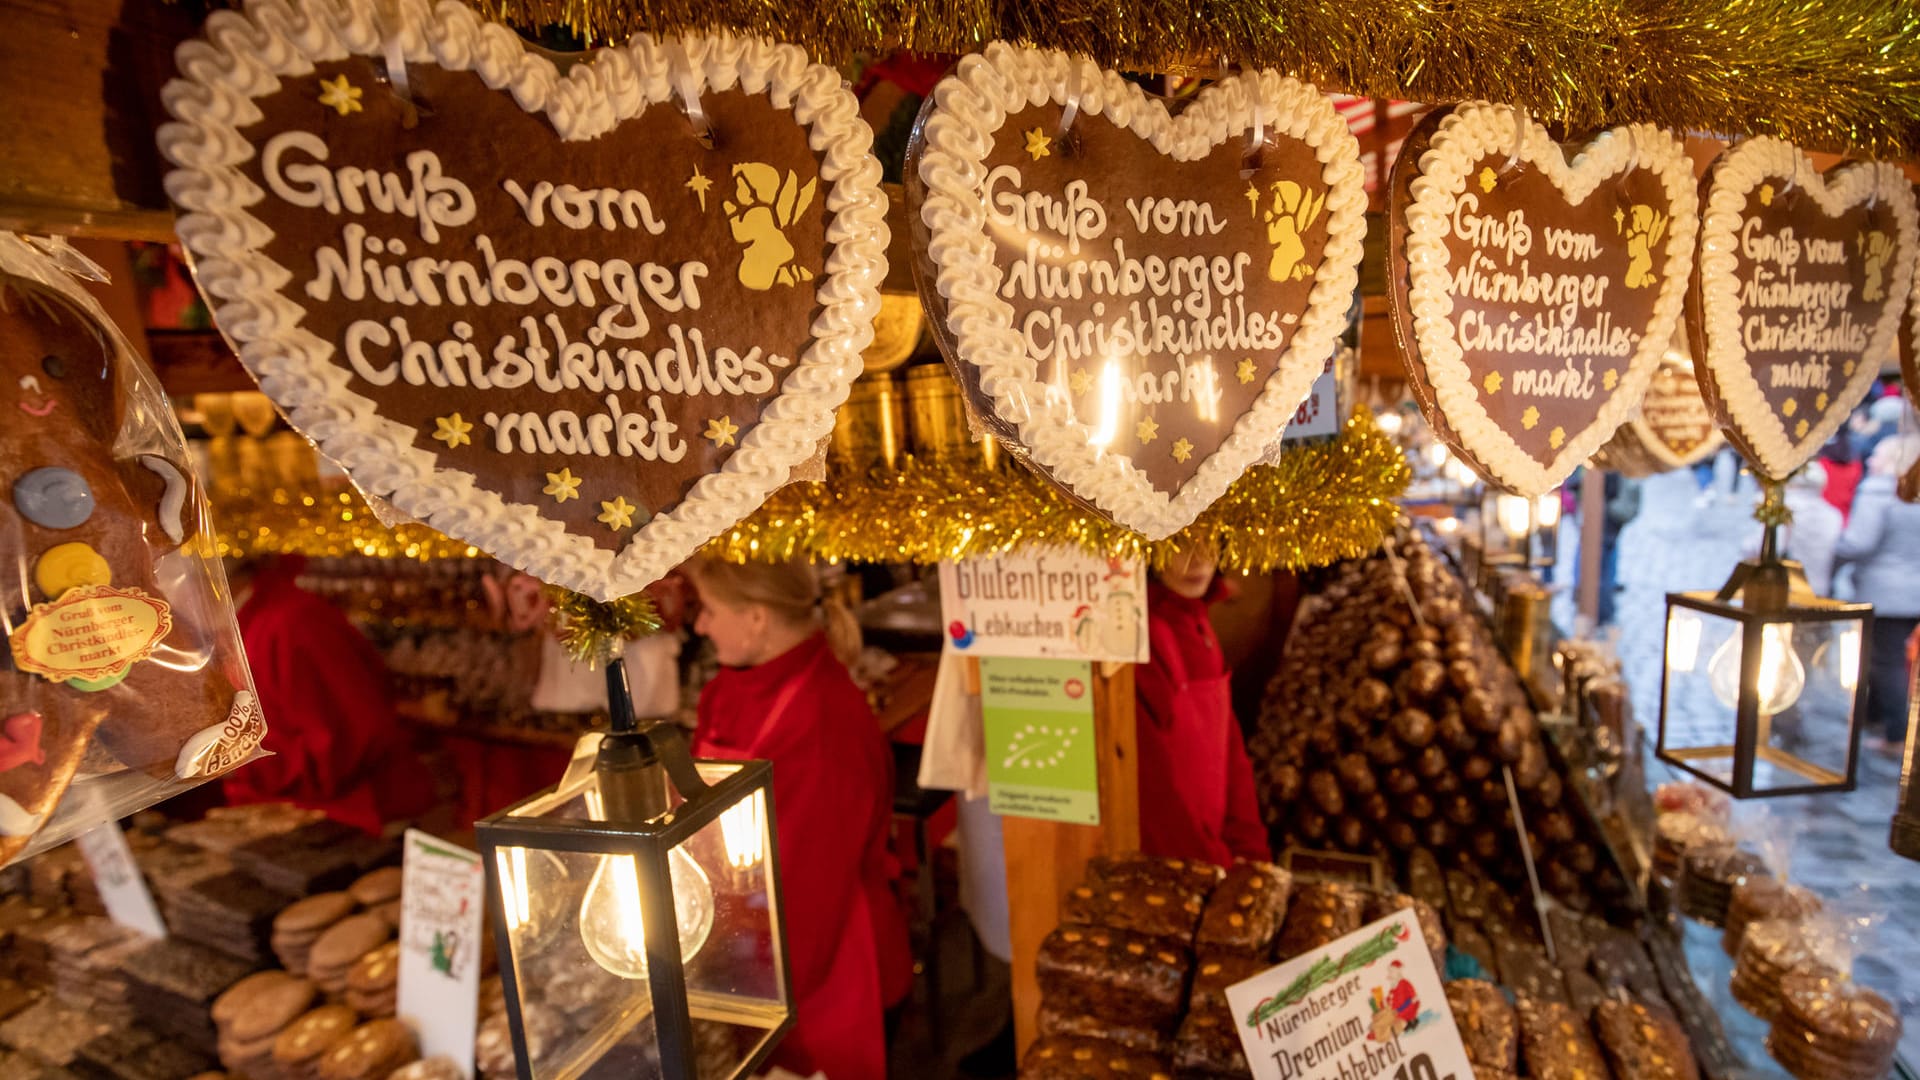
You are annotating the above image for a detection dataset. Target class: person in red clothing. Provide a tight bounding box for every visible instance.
[222,555,432,834]
[1137,543,1272,866]
[685,557,911,1080]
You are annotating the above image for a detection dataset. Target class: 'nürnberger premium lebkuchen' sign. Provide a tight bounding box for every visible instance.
[1389,104,1700,496]
[158,0,885,599]
[1688,137,1917,482]
[909,46,1366,538]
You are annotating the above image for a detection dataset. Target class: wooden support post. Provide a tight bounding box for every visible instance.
[1578,471,1606,627]
[1002,663,1139,1059]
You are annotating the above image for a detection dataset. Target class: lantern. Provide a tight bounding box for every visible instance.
[1892,663,1920,862]
[1657,527,1871,798]
[477,661,790,1079]
[1479,490,1559,571]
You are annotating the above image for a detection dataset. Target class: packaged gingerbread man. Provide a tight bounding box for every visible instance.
[0,233,263,865]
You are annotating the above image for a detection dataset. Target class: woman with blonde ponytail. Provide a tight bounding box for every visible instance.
[684,557,910,1080]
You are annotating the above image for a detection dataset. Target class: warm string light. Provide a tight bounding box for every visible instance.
[469,0,1920,157]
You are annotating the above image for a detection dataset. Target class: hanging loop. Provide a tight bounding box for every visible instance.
[374,0,419,126]
[1058,59,1083,138]
[1242,77,1267,175]
[1500,107,1528,174]
[668,39,712,145]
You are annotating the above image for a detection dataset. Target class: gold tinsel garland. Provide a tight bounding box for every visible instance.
[211,410,1408,575]
[700,408,1410,573]
[472,0,1920,157]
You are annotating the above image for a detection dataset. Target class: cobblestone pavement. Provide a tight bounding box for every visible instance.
[1553,465,1920,1070]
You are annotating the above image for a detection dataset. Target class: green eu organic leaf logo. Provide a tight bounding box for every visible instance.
[1003,723,1079,770]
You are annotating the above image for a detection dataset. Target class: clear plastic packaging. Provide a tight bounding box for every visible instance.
[0,233,264,866]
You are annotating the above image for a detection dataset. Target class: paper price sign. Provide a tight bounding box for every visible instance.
[1225,913,1472,1080]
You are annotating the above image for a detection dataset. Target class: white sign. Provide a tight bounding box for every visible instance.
[397,830,485,1079]
[1280,347,1344,442]
[937,547,1148,663]
[75,819,166,939]
[1225,913,1473,1080]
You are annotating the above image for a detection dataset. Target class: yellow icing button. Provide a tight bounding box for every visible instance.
[35,542,110,599]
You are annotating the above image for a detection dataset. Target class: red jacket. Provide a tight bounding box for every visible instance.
[224,560,432,833]
[695,634,911,1080]
[1135,581,1271,866]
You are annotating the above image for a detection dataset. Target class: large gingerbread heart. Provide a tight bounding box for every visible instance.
[1688,138,1916,481]
[158,0,885,599]
[1389,104,1699,495]
[909,45,1365,538]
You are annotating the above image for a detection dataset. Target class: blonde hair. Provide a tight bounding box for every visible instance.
[687,557,863,667]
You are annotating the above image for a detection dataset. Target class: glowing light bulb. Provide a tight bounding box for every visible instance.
[1535,493,1561,530]
[719,791,766,873]
[1378,411,1404,436]
[1436,516,1461,535]
[578,846,714,980]
[1838,626,1862,692]
[1708,622,1805,715]
[1667,611,1703,673]
[1426,444,1449,470]
[1494,494,1533,541]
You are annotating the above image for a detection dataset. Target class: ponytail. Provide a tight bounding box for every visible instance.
[820,590,864,669]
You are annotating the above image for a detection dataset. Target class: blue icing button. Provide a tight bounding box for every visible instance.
[13,467,94,530]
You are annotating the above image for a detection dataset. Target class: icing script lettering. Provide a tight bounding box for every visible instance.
[1448,192,1630,369]
[263,132,796,463]
[1737,217,1866,361]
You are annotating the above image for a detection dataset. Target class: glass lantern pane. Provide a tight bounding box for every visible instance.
[672,770,790,1080]
[1748,616,1863,794]
[495,845,664,1080]
[1660,606,1745,784]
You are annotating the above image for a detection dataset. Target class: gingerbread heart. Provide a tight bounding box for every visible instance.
[1687,138,1916,481]
[158,0,886,599]
[1389,104,1699,495]
[1590,338,1724,477]
[909,45,1366,538]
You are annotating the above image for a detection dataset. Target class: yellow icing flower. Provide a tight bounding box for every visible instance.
[598,497,638,531]
[1024,128,1053,160]
[1069,369,1093,396]
[705,415,741,448]
[1236,358,1258,385]
[1815,392,1830,412]
[432,413,473,449]
[1795,419,1810,439]
[1781,398,1798,417]
[1171,438,1194,464]
[1136,416,1160,444]
[1483,372,1503,395]
[1549,426,1566,450]
[1602,369,1619,391]
[1759,183,1775,207]
[543,468,582,503]
[1478,167,1497,194]
[1521,406,1540,430]
[318,74,363,116]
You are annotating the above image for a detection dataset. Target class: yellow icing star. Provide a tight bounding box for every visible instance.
[1069,368,1094,396]
[1137,416,1160,444]
[1024,128,1053,160]
[1613,206,1625,235]
[1782,398,1798,417]
[1549,426,1566,450]
[1171,438,1194,464]
[543,468,582,503]
[1815,391,1830,412]
[1236,358,1258,385]
[1759,183,1775,207]
[1483,372,1504,395]
[1478,167,1497,194]
[1245,183,1261,218]
[1603,369,1619,391]
[686,165,714,211]
[1795,419,1810,439]
[1521,406,1541,431]
[598,496,638,531]
[432,413,473,449]
[318,74,363,117]
[705,415,740,448]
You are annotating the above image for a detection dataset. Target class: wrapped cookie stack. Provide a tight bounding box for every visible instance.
[1722,877,1821,957]
[1248,529,1628,910]
[1730,920,1834,1023]
[1767,972,1904,1080]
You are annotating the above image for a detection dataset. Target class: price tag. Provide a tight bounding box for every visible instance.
[397,829,485,1079]
[1225,912,1474,1080]
[75,819,166,939]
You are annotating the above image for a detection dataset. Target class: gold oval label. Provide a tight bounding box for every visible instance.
[8,584,172,682]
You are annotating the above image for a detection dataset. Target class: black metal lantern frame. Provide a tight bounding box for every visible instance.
[1657,532,1872,799]
[1477,489,1559,572]
[1891,662,1920,862]
[477,661,793,1080]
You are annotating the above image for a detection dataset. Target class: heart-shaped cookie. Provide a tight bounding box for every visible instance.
[1687,137,1916,481]
[909,45,1365,538]
[1389,104,1699,495]
[158,0,885,599]
[1590,339,1724,477]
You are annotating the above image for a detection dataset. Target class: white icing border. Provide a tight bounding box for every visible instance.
[1695,137,1917,479]
[914,44,1366,539]
[156,0,886,599]
[1400,103,1699,495]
